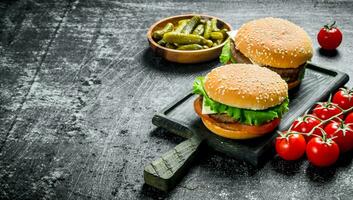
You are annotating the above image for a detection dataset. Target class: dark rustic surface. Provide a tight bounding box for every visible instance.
[1,0,353,199]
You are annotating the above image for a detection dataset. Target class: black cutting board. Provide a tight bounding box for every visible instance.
[152,62,349,165]
[145,62,349,191]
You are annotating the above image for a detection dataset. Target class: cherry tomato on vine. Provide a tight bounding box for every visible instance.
[306,137,339,167]
[345,112,353,124]
[317,21,343,50]
[291,115,322,141]
[325,121,353,152]
[276,132,307,161]
[312,102,343,122]
[332,88,353,110]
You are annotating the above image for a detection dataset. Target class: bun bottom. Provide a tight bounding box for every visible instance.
[201,117,275,139]
[287,79,301,90]
[194,97,280,140]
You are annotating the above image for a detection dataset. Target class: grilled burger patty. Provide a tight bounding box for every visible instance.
[266,64,305,83]
[230,40,305,83]
[210,113,237,123]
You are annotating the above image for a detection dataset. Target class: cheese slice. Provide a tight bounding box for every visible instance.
[227,30,238,41]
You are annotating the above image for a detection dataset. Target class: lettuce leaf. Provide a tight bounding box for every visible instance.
[193,77,289,126]
[219,39,237,64]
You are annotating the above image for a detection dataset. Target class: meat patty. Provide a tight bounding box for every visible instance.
[230,40,306,83]
[209,113,237,123]
[266,64,305,83]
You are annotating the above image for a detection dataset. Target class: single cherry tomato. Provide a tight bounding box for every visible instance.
[291,115,322,141]
[276,132,307,161]
[345,112,353,124]
[312,102,343,122]
[317,21,343,50]
[332,88,353,110]
[325,121,353,152]
[306,137,340,167]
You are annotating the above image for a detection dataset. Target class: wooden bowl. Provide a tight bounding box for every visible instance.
[147,14,232,64]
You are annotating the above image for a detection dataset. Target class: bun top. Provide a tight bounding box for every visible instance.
[235,17,313,68]
[204,64,288,110]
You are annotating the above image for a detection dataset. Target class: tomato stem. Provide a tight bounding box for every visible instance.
[328,93,332,103]
[324,21,336,30]
[321,128,327,141]
[281,97,353,140]
[307,106,353,138]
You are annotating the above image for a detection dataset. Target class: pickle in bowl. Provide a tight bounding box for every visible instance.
[152,15,229,50]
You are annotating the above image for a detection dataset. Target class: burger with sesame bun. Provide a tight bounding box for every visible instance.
[193,64,289,139]
[219,17,313,90]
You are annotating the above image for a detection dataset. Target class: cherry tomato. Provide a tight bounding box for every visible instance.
[291,115,322,141]
[317,21,342,50]
[276,132,306,161]
[325,121,353,152]
[345,112,353,124]
[312,102,343,122]
[332,88,353,110]
[306,137,340,167]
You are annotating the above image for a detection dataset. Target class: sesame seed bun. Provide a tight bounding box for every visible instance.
[204,64,288,110]
[235,17,313,69]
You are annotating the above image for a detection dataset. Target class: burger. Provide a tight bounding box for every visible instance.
[193,64,289,139]
[220,17,313,90]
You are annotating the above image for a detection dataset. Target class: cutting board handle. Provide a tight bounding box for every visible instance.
[144,135,203,191]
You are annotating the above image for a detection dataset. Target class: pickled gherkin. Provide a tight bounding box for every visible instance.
[221,28,228,33]
[205,39,213,47]
[203,20,212,39]
[210,32,224,40]
[177,44,203,50]
[157,39,166,46]
[216,39,223,45]
[152,23,174,40]
[211,18,220,31]
[178,19,189,25]
[192,24,204,35]
[181,16,201,34]
[166,43,177,49]
[163,32,213,47]
[175,20,188,33]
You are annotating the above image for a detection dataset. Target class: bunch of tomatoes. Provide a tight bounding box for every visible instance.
[275,88,353,167]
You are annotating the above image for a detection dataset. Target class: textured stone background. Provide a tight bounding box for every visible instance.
[0,0,353,199]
